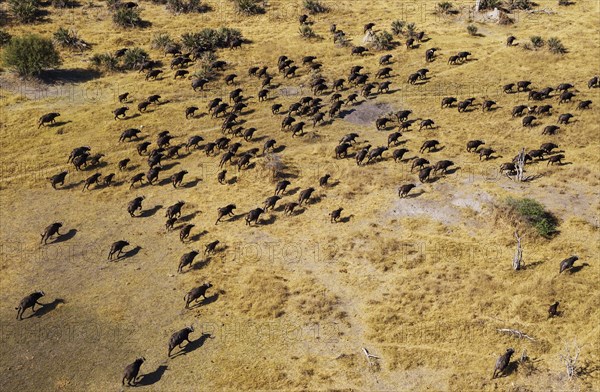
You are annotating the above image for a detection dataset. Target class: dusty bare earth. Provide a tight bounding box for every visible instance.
[0,0,599,391]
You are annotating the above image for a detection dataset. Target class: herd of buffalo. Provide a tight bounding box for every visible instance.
[14,8,597,386]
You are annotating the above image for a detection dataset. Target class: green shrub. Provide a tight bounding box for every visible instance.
[299,25,317,39]
[372,31,394,50]
[530,35,544,48]
[53,27,88,50]
[151,33,176,51]
[90,53,119,72]
[190,51,217,80]
[113,7,144,28]
[478,0,501,10]
[406,22,416,37]
[216,27,243,47]
[121,47,149,70]
[181,28,243,51]
[2,34,61,76]
[166,0,210,14]
[231,0,265,15]
[506,198,558,238]
[436,2,454,14]
[303,0,327,14]
[467,24,478,36]
[508,0,534,10]
[547,37,567,54]
[0,30,12,47]
[391,20,405,36]
[8,0,40,24]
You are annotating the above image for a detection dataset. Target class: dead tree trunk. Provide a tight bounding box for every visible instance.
[514,148,525,182]
[513,231,523,270]
[559,340,581,380]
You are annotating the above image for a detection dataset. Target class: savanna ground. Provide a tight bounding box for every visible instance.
[0,0,599,391]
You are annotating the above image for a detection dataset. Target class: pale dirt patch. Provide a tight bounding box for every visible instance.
[342,101,396,126]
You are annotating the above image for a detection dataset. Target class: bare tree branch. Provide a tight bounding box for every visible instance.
[513,230,523,270]
[497,328,536,341]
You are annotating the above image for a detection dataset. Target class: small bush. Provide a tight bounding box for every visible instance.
[508,0,534,10]
[391,20,405,36]
[181,28,243,51]
[106,0,121,9]
[53,27,89,51]
[478,0,501,10]
[547,37,567,54]
[436,2,454,14]
[506,198,558,238]
[467,24,478,36]
[232,0,265,15]
[121,47,149,70]
[303,0,327,14]
[8,0,40,24]
[151,33,176,51]
[216,27,243,47]
[166,0,210,14]
[299,25,317,39]
[113,7,144,28]
[406,22,416,37]
[0,31,12,47]
[90,53,119,72]
[530,35,544,48]
[1,34,61,76]
[372,31,394,50]
[190,51,218,80]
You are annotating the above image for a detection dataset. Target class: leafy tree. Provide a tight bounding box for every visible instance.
[1,34,61,76]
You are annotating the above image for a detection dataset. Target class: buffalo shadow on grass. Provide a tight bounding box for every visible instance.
[169,333,212,359]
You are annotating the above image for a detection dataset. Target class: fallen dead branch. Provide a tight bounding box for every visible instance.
[497,328,536,341]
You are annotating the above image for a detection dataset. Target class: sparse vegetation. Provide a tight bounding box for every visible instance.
[467,24,478,36]
[477,0,501,10]
[112,7,145,28]
[299,25,317,39]
[181,28,243,51]
[166,0,210,14]
[530,35,545,48]
[391,20,405,36]
[371,31,395,50]
[53,27,89,51]
[304,0,328,14]
[506,198,558,238]
[121,47,149,70]
[0,30,12,47]
[90,53,119,72]
[1,34,61,76]
[508,0,535,9]
[548,37,567,54]
[8,0,40,24]
[406,22,416,37]
[190,51,218,80]
[151,33,177,51]
[231,0,265,15]
[436,2,454,14]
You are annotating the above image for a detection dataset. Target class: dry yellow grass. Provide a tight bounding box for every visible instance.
[0,0,599,391]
